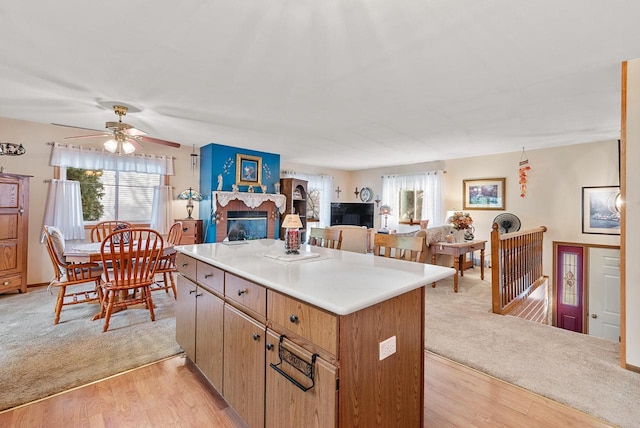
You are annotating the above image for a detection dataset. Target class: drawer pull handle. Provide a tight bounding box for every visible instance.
[204,273,213,279]
[238,289,246,296]
[3,281,9,286]
[195,293,203,298]
[266,343,274,351]
[189,289,196,294]
[252,333,260,341]
[182,227,189,232]
[181,263,189,267]
[269,335,317,392]
[289,314,298,323]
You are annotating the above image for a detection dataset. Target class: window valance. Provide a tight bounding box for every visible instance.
[49,143,174,175]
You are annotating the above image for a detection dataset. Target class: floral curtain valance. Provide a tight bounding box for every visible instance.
[49,143,174,175]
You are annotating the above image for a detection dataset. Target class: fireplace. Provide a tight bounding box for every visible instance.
[227,211,268,241]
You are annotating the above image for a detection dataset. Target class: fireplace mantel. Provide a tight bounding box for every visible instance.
[212,191,287,214]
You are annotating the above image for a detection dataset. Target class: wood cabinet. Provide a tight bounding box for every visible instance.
[176,251,424,428]
[175,254,224,391]
[0,173,31,294]
[175,218,203,244]
[279,178,307,243]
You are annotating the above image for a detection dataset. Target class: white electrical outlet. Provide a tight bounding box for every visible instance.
[379,336,396,361]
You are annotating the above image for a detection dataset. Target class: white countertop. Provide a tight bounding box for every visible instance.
[175,239,455,316]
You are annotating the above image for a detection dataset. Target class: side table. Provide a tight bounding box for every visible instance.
[430,240,486,292]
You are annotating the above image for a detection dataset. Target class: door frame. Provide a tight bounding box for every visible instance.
[552,241,620,332]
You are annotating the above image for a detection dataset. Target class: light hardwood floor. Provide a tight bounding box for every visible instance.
[0,352,613,428]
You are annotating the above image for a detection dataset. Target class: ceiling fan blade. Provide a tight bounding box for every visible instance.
[64,133,110,140]
[128,138,144,151]
[52,123,103,132]
[124,127,147,137]
[138,135,181,148]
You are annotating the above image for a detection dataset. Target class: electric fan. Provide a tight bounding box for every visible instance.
[493,213,521,233]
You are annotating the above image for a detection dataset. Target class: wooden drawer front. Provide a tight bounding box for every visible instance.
[225,273,266,317]
[176,253,197,281]
[0,274,22,293]
[267,291,338,356]
[467,242,485,252]
[196,261,224,294]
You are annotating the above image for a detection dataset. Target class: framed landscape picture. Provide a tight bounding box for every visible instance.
[463,178,506,210]
[582,186,621,235]
[236,153,262,186]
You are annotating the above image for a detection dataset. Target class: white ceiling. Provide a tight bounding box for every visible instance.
[1,1,639,170]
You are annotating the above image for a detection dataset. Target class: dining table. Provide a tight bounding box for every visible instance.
[64,241,175,263]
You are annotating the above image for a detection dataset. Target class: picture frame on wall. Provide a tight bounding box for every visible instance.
[582,186,621,235]
[236,153,262,186]
[463,177,506,210]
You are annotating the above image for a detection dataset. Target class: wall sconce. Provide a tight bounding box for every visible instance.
[0,142,26,156]
[178,187,204,219]
[281,214,303,254]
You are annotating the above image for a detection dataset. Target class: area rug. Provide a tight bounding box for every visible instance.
[0,284,182,411]
[426,269,640,428]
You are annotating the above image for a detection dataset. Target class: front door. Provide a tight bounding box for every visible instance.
[556,245,584,333]
[588,247,621,341]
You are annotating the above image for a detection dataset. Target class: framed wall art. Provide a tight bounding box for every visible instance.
[463,178,506,210]
[582,186,621,235]
[236,153,262,186]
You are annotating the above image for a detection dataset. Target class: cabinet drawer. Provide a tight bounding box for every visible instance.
[225,273,266,317]
[267,291,338,356]
[196,261,224,295]
[176,253,197,281]
[0,274,22,293]
[467,242,485,252]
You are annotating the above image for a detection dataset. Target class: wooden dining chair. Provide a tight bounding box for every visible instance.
[151,222,183,298]
[373,233,425,262]
[309,227,343,250]
[98,228,164,332]
[90,221,134,243]
[43,225,104,324]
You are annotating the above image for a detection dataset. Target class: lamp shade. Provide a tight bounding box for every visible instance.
[282,214,303,229]
[177,188,204,201]
[379,205,391,215]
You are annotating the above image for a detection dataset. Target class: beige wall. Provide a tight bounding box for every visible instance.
[624,59,640,366]
[0,116,199,285]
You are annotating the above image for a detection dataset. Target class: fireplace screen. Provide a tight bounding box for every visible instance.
[226,211,268,240]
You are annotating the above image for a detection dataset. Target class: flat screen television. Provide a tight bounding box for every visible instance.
[330,202,374,229]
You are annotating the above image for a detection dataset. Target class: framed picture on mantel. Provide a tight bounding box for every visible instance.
[463,177,506,210]
[236,153,262,187]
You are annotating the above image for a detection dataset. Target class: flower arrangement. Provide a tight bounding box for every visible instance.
[448,211,473,230]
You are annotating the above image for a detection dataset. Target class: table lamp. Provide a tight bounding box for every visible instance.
[178,187,204,219]
[379,204,391,232]
[281,214,303,254]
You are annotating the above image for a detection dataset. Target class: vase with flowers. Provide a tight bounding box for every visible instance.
[448,211,474,242]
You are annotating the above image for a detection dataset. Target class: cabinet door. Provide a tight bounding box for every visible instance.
[223,305,266,428]
[195,288,224,392]
[265,330,337,428]
[175,275,197,360]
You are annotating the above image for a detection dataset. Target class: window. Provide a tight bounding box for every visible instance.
[65,167,161,222]
[399,189,424,224]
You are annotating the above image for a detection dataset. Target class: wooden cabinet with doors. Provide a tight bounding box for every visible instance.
[175,253,224,391]
[175,218,203,244]
[279,178,307,243]
[0,173,31,294]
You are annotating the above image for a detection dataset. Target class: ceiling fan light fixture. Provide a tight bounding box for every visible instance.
[122,140,136,154]
[104,138,118,153]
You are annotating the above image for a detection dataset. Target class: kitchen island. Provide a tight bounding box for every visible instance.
[175,239,454,428]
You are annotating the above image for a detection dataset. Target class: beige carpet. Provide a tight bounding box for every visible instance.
[426,268,639,428]
[0,284,182,411]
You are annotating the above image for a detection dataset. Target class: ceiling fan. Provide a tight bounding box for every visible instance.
[64,105,181,154]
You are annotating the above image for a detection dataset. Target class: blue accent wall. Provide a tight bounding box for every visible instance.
[199,143,280,242]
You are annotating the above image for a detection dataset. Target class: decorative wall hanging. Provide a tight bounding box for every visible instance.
[581,186,620,235]
[519,147,531,198]
[236,153,262,186]
[462,178,506,210]
[0,142,26,156]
